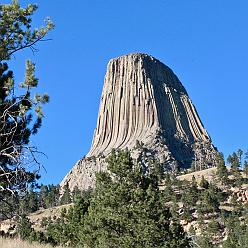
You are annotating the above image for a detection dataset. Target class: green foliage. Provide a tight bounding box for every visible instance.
[0,192,18,219]
[199,175,209,189]
[42,195,90,247]
[0,60,43,203]
[228,151,241,174]
[0,0,53,218]
[40,217,49,228]
[41,184,61,209]
[206,220,221,237]
[227,149,248,186]
[11,148,248,248]
[227,152,240,169]
[60,183,71,205]
[179,176,200,222]
[193,236,215,248]
[81,150,190,248]
[216,153,229,185]
[222,218,248,248]
[0,184,62,220]
[244,160,248,176]
[17,215,33,240]
[181,185,198,221]
[197,183,222,214]
[28,187,39,212]
[0,0,54,61]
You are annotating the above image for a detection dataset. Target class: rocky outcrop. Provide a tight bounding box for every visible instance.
[61,53,218,191]
[237,188,248,203]
[228,187,248,204]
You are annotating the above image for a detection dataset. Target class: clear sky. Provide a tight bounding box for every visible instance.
[3,0,248,185]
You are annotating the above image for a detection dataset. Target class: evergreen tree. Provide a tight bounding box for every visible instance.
[45,184,57,208]
[205,219,221,241]
[0,0,53,216]
[0,0,54,60]
[17,214,33,239]
[237,149,243,165]
[60,183,71,205]
[0,192,18,219]
[216,153,229,185]
[53,184,61,206]
[38,184,61,209]
[28,187,38,212]
[227,152,241,173]
[228,151,244,186]
[222,218,248,248]
[243,160,248,177]
[199,175,209,189]
[197,183,221,214]
[71,186,81,202]
[41,196,90,247]
[193,236,215,248]
[39,184,48,208]
[191,175,197,189]
[181,182,198,222]
[18,194,27,215]
[81,150,190,248]
[64,196,90,246]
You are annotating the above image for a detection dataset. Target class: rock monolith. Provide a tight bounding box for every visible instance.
[61,53,217,191]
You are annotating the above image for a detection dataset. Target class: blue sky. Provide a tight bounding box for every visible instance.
[3,0,248,185]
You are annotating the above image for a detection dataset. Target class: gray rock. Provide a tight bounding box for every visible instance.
[61,53,218,191]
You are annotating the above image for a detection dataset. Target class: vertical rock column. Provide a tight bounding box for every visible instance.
[87,53,212,158]
[61,53,218,191]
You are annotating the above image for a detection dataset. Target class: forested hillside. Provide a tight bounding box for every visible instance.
[1,149,248,248]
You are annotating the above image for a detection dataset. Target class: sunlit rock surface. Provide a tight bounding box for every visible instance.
[61,53,217,191]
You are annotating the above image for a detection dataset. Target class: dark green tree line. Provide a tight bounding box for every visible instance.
[81,150,190,248]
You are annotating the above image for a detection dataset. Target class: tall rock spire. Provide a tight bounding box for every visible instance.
[61,53,217,191]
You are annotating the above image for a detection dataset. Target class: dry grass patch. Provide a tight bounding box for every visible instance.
[0,237,66,248]
[28,203,73,231]
[177,167,217,183]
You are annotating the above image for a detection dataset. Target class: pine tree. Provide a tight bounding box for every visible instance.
[65,196,90,246]
[81,150,190,248]
[0,192,18,219]
[191,175,197,188]
[199,175,209,189]
[72,186,81,202]
[0,0,53,216]
[205,219,221,239]
[41,195,90,247]
[39,184,48,208]
[222,218,248,248]
[243,160,248,177]
[227,152,241,173]
[0,1,54,61]
[53,185,61,206]
[28,187,38,212]
[60,183,71,205]
[216,153,229,185]
[194,236,215,248]
[227,151,244,186]
[17,214,33,239]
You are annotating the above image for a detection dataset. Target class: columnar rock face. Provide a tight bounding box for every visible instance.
[61,53,217,191]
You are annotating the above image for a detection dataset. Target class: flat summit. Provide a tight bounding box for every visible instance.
[61,53,218,191]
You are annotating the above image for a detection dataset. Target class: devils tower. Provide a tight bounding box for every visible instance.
[61,53,217,191]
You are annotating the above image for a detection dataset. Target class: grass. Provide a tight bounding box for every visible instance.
[0,237,66,248]
[177,167,217,182]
